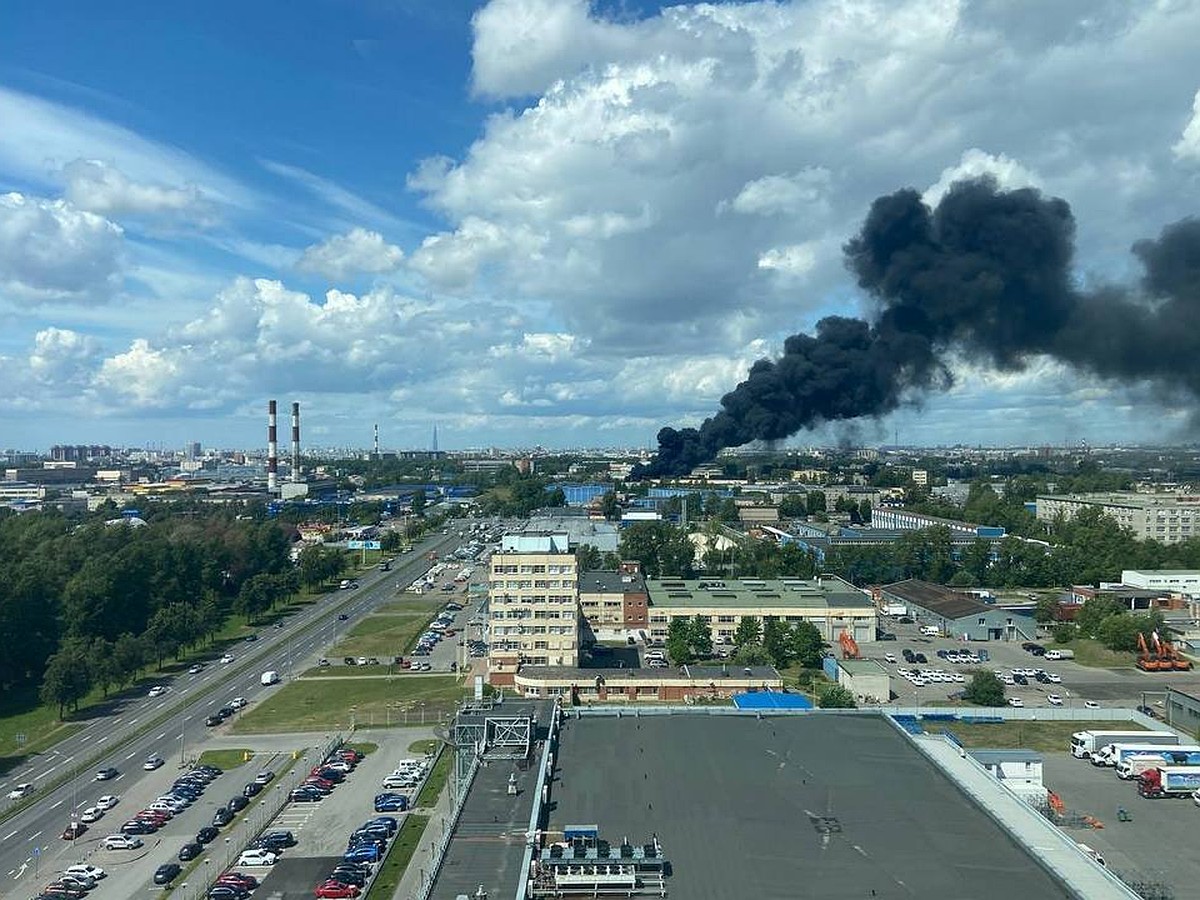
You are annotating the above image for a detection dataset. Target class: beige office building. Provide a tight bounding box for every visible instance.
[1037,493,1200,544]
[644,575,877,646]
[487,534,579,686]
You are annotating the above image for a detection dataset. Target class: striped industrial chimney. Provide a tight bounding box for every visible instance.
[291,402,300,482]
[373,423,379,459]
[267,400,278,493]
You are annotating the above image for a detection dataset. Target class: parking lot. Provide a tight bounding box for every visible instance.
[866,616,1187,710]
[1042,752,1200,895]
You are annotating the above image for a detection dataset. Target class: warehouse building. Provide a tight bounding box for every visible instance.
[880,579,1034,642]
[644,575,877,646]
[1122,569,1200,597]
[823,658,890,704]
[1037,492,1200,543]
[512,664,782,703]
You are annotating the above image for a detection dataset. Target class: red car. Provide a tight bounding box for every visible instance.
[61,822,87,840]
[217,873,259,889]
[400,658,411,669]
[305,776,335,789]
[315,881,360,898]
[136,811,170,825]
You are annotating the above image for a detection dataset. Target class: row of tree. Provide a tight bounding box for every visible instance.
[0,504,296,712]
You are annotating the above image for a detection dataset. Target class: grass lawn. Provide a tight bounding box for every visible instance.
[346,741,378,756]
[197,748,253,770]
[1049,638,1137,669]
[230,676,465,734]
[408,739,437,754]
[415,748,451,808]
[365,814,429,900]
[921,719,1146,753]
[331,596,444,658]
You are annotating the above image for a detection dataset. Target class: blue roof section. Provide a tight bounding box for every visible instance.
[732,691,813,709]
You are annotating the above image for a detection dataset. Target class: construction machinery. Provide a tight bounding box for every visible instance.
[838,629,860,660]
[1137,633,1168,672]
[1156,633,1193,671]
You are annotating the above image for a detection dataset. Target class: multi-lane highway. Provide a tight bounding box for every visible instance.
[0,529,461,896]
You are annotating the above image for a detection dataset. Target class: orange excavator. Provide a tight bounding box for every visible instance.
[1156,632,1194,671]
[839,629,860,660]
[1137,632,1166,672]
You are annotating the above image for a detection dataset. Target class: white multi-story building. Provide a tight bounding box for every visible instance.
[1038,493,1200,544]
[487,534,579,686]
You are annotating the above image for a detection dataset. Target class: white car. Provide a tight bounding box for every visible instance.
[64,864,106,881]
[6,783,34,800]
[1046,694,1063,706]
[79,806,103,823]
[188,664,204,674]
[220,654,235,664]
[102,834,142,850]
[1007,697,1024,708]
[143,755,165,771]
[883,653,897,663]
[236,849,278,867]
[1084,700,1100,709]
[381,775,418,790]
[230,697,248,709]
[1045,672,1062,684]
[96,794,119,811]
[148,685,167,697]
[951,673,965,683]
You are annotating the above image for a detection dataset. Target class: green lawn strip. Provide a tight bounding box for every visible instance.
[415,749,451,809]
[197,748,254,770]
[921,719,1145,753]
[332,615,432,658]
[407,739,437,754]
[346,741,378,756]
[365,814,430,900]
[1047,638,1137,669]
[230,676,466,734]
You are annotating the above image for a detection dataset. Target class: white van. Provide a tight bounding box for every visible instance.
[920,625,941,637]
[261,670,280,686]
[1076,843,1106,868]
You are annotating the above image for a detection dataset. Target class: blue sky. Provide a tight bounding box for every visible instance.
[1,0,1199,454]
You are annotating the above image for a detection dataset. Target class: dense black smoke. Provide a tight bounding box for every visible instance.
[641,177,1200,477]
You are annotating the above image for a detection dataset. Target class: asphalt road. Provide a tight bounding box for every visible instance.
[0,528,463,897]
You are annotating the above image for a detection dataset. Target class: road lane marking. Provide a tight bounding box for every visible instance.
[34,767,57,780]
[27,831,40,842]
[156,732,167,740]
[3,829,16,841]
[49,799,63,810]
[125,752,136,760]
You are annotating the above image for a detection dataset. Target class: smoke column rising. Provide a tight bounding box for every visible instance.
[642,177,1200,476]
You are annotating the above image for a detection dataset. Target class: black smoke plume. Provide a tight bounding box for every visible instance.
[641,177,1200,477]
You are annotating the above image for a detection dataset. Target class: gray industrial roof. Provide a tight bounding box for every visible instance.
[882,578,995,620]
[646,576,873,610]
[547,714,1074,899]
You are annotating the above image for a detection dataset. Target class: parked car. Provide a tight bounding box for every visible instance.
[289,788,323,802]
[254,770,276,784]
[212,807,234,827]
[121,820,156,835]
[1007,697,1025,708]
[315,883,361,898]
[63,864,105,881]
[196,826,220,844]
[227,795,250,812]
[102,834,142,850]
[154,863,182,885]
[205,714,223,727]
[96,795,119,810]
[243,782,263,797]
[235,848,278,867]
[178,842,203,861]
[1047,694,1063,706]
[61,822,87,840]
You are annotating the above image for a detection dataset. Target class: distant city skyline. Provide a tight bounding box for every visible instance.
[2,2,1199,451]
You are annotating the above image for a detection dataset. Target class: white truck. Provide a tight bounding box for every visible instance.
[260,670,280,686]
[1094,741,1200,768]
[881,603,908,617]
[1071,729,1178,760]
[1043,649,1075,660]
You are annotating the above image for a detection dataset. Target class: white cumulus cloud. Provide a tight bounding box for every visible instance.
[297,228,405,279]
[0,192,124,303]
[62,158,213,223]
[1174,88,1200,162]
[924,149,1041,206]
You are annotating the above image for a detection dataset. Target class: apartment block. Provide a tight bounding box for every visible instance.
[1037,493,1200,544]
[487,534,580,686]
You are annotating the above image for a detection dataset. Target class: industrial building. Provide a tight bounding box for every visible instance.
[968,749,1047,807]
[644,575,877,645]
[879,579,1035,641]
[577,563,649,640]
[1037,492,1200,543]
[426,710,1092,900]
[1122,569,1200,597]
[512,664,782,703]
[822,657,891,703]
[780,522,1001,564]
[487,534,580,685]
[870,506,1007,539]
[512,514,619,553]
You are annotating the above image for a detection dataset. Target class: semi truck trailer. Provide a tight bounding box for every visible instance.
[1138,766,1200,798]
[1094,742,1200,768]
[1071,730,1178,760]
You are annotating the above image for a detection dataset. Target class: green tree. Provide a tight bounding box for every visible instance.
[788,621,825,668]
[576,545,602,572]
[411,491,427,517]
[88,638,121,697]
[665,618,694,665]
[689,615,714,658]
[732,642,773,666]
[1097,614,1143,652]
[599,492,620,521]
[113,632,145,685]
[806,491,827,515]
[817,684,857,708]
[733,616,761,648]
[40,641,91,717]
[778,495,807,518]
[1074,597,1126,639]
[1034,596,1061,624]
[1052,622,1077,644]
[762,618,793,667]
[963,671,1006,707]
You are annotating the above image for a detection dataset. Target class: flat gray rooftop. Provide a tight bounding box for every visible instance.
[548,714,1074,900]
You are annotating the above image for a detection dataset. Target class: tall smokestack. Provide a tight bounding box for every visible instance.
[374,423,379,459]
[267,400,278,492]
[291,402,300,483]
